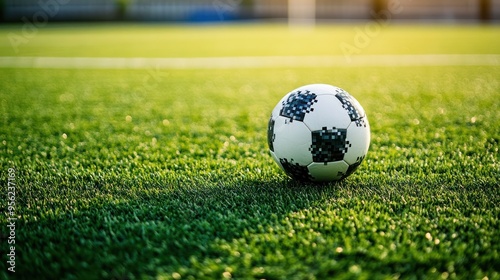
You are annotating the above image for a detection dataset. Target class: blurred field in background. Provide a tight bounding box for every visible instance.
[0,23,499,57]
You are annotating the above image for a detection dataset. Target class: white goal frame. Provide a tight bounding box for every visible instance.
[288,0,316,26]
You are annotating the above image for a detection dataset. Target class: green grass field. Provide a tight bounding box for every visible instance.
[1,23,499,279]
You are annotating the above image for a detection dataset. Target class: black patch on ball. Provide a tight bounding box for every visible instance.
[279,158,313,181]
[309,127,350,163]
[267,118,275,152]
[335,90,365,127]
[354,117,367,128]
[341,155,365,180]
[279,90,318,122]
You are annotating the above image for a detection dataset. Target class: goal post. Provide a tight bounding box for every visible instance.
[288,0,316,26]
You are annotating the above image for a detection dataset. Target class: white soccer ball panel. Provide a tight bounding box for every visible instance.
[308,161,350,182]
[273,116,313,166]
[303,94,351,131]
[293,83,342,96]
[269,150,283,169]
[343,119,371,165]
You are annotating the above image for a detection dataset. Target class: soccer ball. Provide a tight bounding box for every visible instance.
[267,84,370,182]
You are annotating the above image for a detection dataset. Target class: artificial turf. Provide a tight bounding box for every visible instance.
[0,24,499,279]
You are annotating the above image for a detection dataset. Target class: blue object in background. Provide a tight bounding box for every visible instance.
[187,7,239,22]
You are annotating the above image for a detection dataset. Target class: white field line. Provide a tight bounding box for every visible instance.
[0,54,499,69]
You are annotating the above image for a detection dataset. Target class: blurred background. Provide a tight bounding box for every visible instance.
[1,0,499,23]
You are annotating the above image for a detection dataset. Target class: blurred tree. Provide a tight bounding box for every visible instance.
[479,0,491,22]
[241,0,254,19]
[372,0,387,20]
[116,0,129,20]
